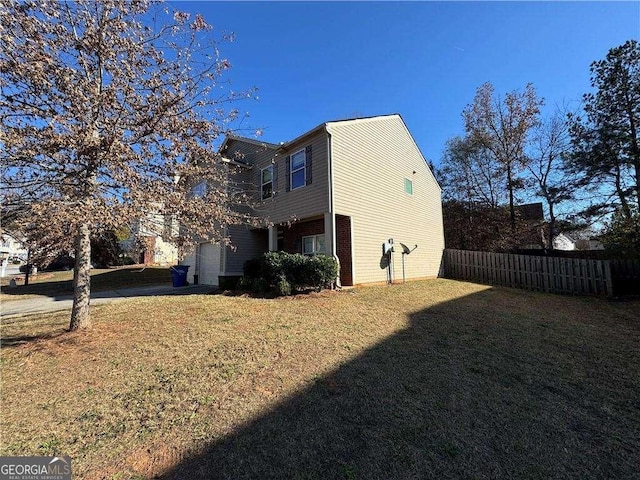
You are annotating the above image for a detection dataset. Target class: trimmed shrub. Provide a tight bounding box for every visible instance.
[308,254,340,289]
[261,251,286,285]
[241,252,338,295]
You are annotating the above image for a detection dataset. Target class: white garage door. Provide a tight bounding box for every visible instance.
[199,242,221,286]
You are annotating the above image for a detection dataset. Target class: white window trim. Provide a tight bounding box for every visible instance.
[302,234,325,255]
[290,148,306,190]
[261,165,274,200]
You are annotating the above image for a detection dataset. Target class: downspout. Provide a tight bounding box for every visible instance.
[326,126,340,287]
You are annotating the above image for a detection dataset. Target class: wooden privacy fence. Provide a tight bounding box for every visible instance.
[610,259,640,296]
[442,249,616,296]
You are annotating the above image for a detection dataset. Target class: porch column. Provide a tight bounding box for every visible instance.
[325,211,340,287]
[268,225,278,252]
[324,211,336,257]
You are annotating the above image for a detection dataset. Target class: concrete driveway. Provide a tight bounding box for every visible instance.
[1,284,215,321]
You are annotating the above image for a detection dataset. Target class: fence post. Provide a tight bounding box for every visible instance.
[604,260,613,297]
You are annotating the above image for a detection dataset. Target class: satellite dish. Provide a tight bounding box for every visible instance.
[400,243,411,255]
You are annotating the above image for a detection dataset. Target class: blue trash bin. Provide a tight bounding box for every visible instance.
[170,265,190,287]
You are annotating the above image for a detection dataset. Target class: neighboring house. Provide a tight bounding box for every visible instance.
[0,233,28,260]
[586,239,605,251]
[553,233,577,251]
[182,114,445,286]
[120,208,179,265]
[553,233,605,251]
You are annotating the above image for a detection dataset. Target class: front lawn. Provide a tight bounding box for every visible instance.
[1,280,638,479]
[0,266,172,301]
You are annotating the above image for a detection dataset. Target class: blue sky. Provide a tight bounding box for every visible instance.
[175,1,639,166]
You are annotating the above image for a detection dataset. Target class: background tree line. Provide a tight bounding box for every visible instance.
[438,39,639,258]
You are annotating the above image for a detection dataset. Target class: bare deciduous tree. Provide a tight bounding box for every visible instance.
[463,82,543,232]
[0,0,259,330]
[526,108,575,249]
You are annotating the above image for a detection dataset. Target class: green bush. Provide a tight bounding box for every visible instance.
[118,256,137,266]
[218,276,240,290]
[275,278,292,296]
[236,276,253,291]
[308,254,340,288]
[251,277,269,294]
[243,257,263,279]
[242,251,338,295]
[261,251,286,285]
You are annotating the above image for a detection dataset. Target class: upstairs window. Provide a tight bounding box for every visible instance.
[290,149,306,190]
[192,181,207,198]
[261,165,274,200]
[302,234,325,255]
[286,145,312,191]
[404,178,413,195]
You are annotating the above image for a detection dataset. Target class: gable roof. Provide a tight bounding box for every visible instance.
[221,114,404,154]
[218,114,439,188]
[219,134,280,153]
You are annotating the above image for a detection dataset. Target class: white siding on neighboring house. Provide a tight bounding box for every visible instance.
[553,233,576,251]
[329,115,444,284]
[0,234,27,258]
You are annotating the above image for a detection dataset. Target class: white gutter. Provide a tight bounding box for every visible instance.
[326,125,336,259]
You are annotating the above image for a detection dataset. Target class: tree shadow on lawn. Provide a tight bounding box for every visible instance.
[1,329,69,347]
[158,288,640,480]
[0,267,174,299]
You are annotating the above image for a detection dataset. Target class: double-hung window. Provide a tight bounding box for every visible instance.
[261,165,274,200]
[285,145,312,192]
[290,149,306,190]
[302,234,325,255]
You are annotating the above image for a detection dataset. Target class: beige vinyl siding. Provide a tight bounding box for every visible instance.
[220,139,276,166]
[219,134,329,274]
[219,139,275,274]
[223,139,277,205]
[223,225,268,275]
[329,115,444,284]
[254,130,329,225]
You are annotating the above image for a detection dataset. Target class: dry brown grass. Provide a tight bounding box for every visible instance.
[1,279,639,479]
[0,267,171,302]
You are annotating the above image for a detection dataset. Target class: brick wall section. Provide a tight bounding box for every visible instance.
[336,215,353,286]
[282,218,324,254]
[280,216,353,286]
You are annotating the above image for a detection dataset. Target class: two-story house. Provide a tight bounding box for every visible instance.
[181,114,444,287]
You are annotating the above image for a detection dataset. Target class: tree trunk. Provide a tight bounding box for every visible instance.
[70,223,91,330]
[548,202,556,250]
[507,163,516,233]
[614,162,632,219]
[623,89,640,212]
